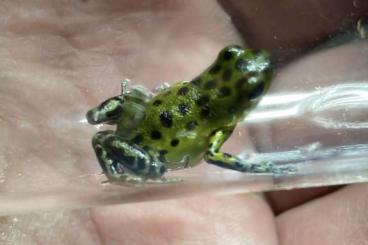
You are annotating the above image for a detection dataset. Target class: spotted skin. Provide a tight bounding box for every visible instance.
[86,45,289,184]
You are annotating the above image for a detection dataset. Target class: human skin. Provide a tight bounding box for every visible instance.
[0,0,368,244]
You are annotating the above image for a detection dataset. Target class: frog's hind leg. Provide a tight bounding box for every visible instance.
[86,96,125,125]
[204,128,294,174]
[86,82,152,125]
[92,130,166,183]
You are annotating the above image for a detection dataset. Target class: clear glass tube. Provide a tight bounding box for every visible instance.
[0,76,367,216]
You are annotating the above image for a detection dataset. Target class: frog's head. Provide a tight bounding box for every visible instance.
[205,45,273,121]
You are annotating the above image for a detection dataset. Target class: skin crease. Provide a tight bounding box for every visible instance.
[0,0,367,244]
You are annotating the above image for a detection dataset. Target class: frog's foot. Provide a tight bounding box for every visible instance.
[86,80,152,125]
[145,177,183,185]
[104,173,146,185]
[104,173,182,186]
[249,162,297,175]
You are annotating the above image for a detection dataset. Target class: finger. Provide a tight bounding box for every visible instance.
[218,0,368,61]
[277,184,368,245]
[266,186,340,214]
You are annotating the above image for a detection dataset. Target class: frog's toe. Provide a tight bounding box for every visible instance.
[248,162,275,173]
[246,162,297,175]
[146,177,183,185]
[106,173,146,185]
[269,164,298,175]
[106,174,181,186]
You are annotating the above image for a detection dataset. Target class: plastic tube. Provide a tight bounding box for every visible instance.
[1,20,368,215]
[0,77,367,216]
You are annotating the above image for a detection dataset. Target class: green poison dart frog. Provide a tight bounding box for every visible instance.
[86,45,293,184]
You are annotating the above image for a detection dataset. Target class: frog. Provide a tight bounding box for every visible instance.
[86,45,293,184]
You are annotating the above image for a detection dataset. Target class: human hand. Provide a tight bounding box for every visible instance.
[0,0,367,244]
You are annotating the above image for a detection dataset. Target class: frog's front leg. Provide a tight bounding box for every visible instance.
[92,131,166,183]
[204,128,291,174]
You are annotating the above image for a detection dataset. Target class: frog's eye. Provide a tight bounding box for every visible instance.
[220,45,244,61]
[249,83,265,100]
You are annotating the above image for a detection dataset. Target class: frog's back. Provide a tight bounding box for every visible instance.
[133,45,272,169]
[133,82,210,168]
